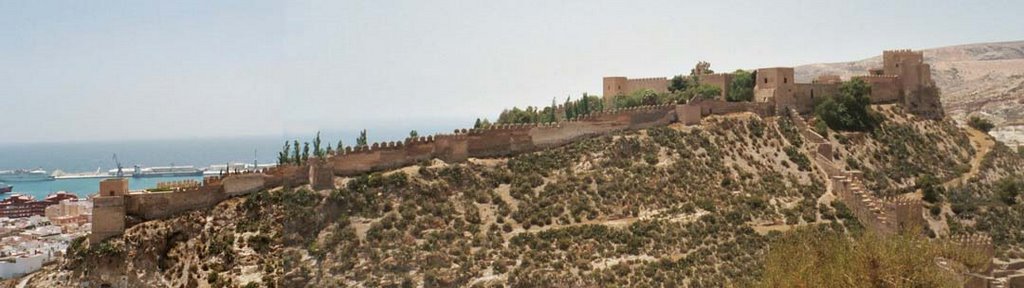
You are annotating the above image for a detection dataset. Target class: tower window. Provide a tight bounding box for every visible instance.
[764,78,768,84]
[784,77,788,83]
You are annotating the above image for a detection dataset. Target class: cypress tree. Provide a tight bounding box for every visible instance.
[564,96,573,120]
[313,131,323,158]
[278,141,291,165]
[292,140,300,165]
[581,93,590,115]
[302,142,310,163]
[356,130,368,147]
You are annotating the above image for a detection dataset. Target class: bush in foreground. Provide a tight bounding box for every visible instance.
[758,227,988,288]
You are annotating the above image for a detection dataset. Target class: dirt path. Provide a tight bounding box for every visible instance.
[920,127,995,236]
[943,127,995,188]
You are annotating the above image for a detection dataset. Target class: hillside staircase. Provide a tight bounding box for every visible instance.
[786,109,919,234]
[787,110,1011,286]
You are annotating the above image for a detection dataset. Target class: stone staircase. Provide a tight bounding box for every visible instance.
[786,109,922,234]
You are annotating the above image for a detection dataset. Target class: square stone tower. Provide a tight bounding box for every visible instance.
[99,178,129,196]
[883,49,942,119]
[91,178,128,244]
[754,67,798,111]
[882,49,934,94]
[308,158,335,191]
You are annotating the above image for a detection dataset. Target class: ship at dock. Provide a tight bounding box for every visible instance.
[108,165,204,178]
[0,169,55,182]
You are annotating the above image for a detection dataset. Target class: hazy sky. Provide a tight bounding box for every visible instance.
[2,0,1022,144]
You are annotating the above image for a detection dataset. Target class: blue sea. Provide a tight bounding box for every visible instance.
[5,176,205,200]
[0,136,285,201]
[0,120,468,201]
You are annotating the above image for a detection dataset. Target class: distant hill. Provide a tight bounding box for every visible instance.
[795,40,1024,145]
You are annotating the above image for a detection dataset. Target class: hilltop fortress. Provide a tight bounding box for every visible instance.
[90,50,946,244]
[604,49,944,119]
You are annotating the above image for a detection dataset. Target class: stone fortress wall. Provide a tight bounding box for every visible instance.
[328,104,677,176]
[89,169,302,244]
[602,74,732,105]
[605,50,943,119]
[602,77,669,102]
[89,49,950,244]
[787,108,926,235]
[88,104,679,243]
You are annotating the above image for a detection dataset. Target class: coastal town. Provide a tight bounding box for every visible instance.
[0,193,90,279]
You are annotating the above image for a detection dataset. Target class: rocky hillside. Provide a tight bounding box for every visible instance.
[795,40,1024,146]
[18,108,1024,287]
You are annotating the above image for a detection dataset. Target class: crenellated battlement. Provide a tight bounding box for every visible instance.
[853,74,900,79]
[625,77,669,82]
[883,49,922,56]
[950,233,993,247]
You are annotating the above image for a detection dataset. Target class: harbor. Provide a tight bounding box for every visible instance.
[0,163,276,201]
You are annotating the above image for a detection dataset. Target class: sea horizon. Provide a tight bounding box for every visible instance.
[0,118,471,174]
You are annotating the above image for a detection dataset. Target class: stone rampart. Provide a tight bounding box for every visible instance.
[329,105,675,176]
[686,99,775,117]
[124,185,221,220]
[466,125,533,157]
[222,174,268,196]
[884,196,926,232]
[854,75,902,104]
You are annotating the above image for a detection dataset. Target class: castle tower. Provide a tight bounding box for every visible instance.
[603,77,629,106]
[754,67,797,111]
[308,158,334,191]
[882,49,943,119]
[91,178,128,244]
[99,178,128,196]
[882,49,934,93]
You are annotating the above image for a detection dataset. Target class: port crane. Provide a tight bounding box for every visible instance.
[112,154,124,177]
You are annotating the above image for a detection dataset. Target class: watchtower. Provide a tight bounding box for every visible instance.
[99,178,129,197]
[882,49,933,93]
[602,77,629,105]
[91,178,128,244]
[754,67,798,111]
[754,67,795,90]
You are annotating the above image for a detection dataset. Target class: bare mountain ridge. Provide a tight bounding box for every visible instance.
[795,40,1024,145]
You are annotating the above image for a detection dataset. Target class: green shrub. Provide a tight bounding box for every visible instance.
[777,116,803,147]
[813,120,829,138]
[918,175,944,203]
[814,79,880,132]
[967,116,995,133]
[727,69,754,102]
[995,177,1021,205]
[784,146,811,171]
